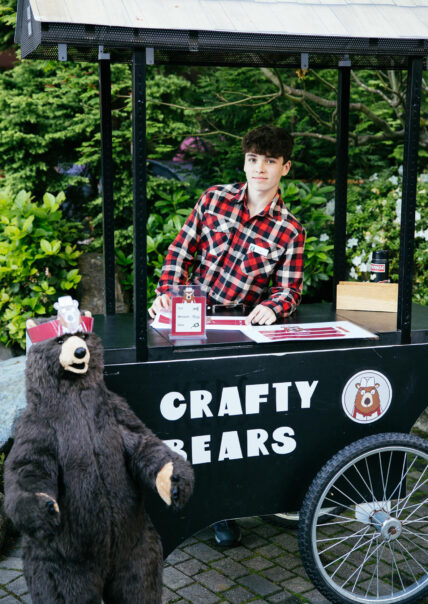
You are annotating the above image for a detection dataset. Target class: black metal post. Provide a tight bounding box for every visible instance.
[397,57,423,344]
[132,49,148,362]
[98,58,116,315]
[333,67,351,306]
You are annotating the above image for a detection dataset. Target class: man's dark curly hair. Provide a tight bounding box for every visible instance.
[242,125,293,163]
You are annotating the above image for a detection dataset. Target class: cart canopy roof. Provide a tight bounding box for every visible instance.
[16,0,428,67]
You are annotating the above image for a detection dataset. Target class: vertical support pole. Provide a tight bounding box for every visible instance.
[333,67,351,305]
[98,58,115,315]
[397,57,423,344]
[132,49,148,362]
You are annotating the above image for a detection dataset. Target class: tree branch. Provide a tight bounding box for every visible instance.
[149,92,280,112]
[291,131,336,143]
[351,71,393,106]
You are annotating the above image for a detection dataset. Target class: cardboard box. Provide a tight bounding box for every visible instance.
[336,281,398,313]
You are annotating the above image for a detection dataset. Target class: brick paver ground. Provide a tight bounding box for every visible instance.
[0,516,330,603]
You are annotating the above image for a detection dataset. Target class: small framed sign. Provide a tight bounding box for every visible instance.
[170,285,206,339]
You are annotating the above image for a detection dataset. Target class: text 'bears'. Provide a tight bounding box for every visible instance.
[164,427,297,465]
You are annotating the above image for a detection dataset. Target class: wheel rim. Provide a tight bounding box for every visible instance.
[311,445,428,603]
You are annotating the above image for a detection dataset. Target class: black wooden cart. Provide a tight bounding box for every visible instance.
[15,2,428,602]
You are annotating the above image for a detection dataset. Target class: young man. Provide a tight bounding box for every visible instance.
[149,126,305,545]
[149,125,306,326]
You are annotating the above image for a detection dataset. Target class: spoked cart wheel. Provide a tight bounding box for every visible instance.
[299,433,428,604]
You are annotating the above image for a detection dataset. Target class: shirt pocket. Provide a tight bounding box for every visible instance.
[241,237,282,278]
[201,212,233,257]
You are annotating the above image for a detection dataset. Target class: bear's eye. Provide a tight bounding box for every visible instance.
[56,337,64,345]
[370,388,376,394]
[80,333,88,340]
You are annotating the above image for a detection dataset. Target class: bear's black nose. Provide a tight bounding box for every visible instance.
[74,347,87,359]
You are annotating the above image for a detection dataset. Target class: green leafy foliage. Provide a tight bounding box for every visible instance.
[0,0,16,52]
[346,170,428,302]
[0,189,83,349]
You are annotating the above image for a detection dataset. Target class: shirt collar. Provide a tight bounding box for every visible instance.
[232,183,283,220]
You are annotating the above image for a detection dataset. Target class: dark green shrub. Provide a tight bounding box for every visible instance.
[0,189,83,349]
[346,170,427,304]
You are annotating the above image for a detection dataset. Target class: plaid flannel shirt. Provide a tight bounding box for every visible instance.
[156,182,306,318]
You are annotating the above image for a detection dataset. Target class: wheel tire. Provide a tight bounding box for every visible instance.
[298,433,428,604]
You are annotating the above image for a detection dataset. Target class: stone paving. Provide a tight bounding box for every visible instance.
[0,516,330,603]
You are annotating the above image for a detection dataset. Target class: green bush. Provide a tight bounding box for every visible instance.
[346,170,428,304]
[0,189,83,349]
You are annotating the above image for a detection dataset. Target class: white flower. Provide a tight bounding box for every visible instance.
[356,205,362,212]
[419,173,428,183]
[395,198,402,224]
[415,211,421,222]
[415,228,428,241]
[398,165,403,176]
[369,173,378,181]
[320,233,329,241]
[388,175,399,185]
[325,199,335,216]
[364,232,371,242]
[359,262,368,272]
[349,267,358,279]
[352,255,362,266]
[347,237,359,248]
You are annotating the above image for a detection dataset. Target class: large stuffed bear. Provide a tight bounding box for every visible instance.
[4,303,194,604]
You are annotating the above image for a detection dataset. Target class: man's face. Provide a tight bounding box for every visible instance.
[244,152,291,194]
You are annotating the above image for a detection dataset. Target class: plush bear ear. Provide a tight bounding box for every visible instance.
[26,319,37,329]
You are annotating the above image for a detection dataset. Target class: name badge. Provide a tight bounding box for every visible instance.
[248,243,269,257]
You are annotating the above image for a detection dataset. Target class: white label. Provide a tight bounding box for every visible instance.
[248,243,269,257]
[175,302,203,333]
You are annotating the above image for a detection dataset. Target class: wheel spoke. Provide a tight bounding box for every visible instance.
[399,534,428,568]
[318,526,369,556]
[388,454,419,514]
[317,518,358,527]
[364,541,385,596]
[388,457,424,515]
[396,474,428,519]
[338,536,384,588]
[325,528,372,574]
[395,537,427,575]
[341,467,375,508]
[382,451,393,503]
[401,526,428,545]
[387,540,405,594]
[350,528,377,592]
[323,495,360,516]
[403,515,428,524]
[400,495,428,524]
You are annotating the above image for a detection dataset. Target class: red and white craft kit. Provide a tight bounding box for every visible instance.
[26,296,94,350]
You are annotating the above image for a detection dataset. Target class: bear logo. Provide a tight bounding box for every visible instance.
[342,370,392,424]
[183,286,195,303]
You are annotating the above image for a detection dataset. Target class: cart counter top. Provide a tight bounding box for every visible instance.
[95,302,428,365]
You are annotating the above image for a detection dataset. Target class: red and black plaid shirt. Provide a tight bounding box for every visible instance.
[156,183,306,318]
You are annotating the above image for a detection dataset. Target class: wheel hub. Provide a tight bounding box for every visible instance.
[370,510,402,541]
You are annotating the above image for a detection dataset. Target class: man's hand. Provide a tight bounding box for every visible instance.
[148,294,171,318]
[245,305,276,325]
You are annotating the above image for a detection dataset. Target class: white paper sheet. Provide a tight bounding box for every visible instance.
[240,321,377,343]
[151,311,248,331]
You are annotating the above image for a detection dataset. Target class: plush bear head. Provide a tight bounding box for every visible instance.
[25,328,105,398]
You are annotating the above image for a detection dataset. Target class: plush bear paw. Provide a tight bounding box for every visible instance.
[32,492,61,539]
[156,459,194,509]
